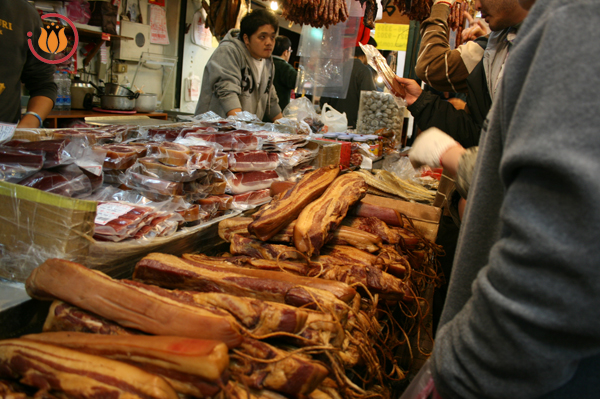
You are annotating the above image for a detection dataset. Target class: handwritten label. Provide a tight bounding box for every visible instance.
[374,23,410,51]
[95,203,134,225]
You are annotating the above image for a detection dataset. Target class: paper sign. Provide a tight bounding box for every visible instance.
[374,23,410,51]
[95,203,134,225]
[150,4,170,45]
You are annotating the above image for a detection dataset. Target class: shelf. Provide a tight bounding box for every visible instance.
[68,27,133,42]
[62,26,133,67]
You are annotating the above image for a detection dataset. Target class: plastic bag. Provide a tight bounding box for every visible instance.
[398,359,442,399]
[184,72,201,102]
[282,97,320,122]
[359,42,407,109]
[321,103,348,133]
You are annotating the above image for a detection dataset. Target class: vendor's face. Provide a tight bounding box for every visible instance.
[244,24,276,60]
[517,0,536,10]
[474,0,528,31]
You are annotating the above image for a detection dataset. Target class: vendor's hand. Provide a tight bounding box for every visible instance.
[409,127,462,170]
[462,12,490,41]
[434,0,456,5]
[394,77,422,106]
[462,21,489,42]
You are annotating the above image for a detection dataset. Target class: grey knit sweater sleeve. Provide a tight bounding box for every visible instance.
[432,1,600,398]
[455,146,478,199]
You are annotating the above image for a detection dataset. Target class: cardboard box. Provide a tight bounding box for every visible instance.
[309,139,341,168]
[357,194,442,241]
[0,180,240,282]
[0,181,97,282]
[309,139,353,168]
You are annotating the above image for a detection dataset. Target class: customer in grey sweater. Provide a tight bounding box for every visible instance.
[401,0,600,397]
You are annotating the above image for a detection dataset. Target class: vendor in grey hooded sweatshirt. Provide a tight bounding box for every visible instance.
[195,9,283,122]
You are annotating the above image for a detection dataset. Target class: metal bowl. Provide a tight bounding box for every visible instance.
[103,83,136,97]
[134,93,157,113]
[100,95,136,111]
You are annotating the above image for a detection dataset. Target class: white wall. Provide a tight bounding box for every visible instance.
[179,0,217,114]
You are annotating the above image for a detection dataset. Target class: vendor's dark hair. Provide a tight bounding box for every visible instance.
[273,36,292,56]
[239,9,279,41]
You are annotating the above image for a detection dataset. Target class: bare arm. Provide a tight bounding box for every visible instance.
[18,96,54,128]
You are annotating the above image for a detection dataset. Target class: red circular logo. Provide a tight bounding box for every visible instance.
[27,14,79,65]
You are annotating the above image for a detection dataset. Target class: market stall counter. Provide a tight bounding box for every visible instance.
[44,110,169,128]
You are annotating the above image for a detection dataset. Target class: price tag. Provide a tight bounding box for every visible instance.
[95,203,134,225]
[0,123,16,144]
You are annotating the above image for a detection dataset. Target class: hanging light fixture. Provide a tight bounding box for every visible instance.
[270,1,278,10]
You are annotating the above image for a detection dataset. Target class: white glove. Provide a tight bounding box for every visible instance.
[409,127,460,169]
[434,0,457,5]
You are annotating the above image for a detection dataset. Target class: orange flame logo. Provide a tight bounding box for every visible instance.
[38,21,68,54]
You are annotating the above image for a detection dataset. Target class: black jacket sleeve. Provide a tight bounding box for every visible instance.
[276,61,298,90]
[21,16,57,103]
[408,91,482,148]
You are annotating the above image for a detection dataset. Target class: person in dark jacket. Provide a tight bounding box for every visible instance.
[403,0,528,148]
[0,0,57,128]
[272,35,297,112]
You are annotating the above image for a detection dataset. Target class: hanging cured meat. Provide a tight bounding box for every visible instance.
[280,0,349,28]
[202,0,242,40]
[391,0,433,22]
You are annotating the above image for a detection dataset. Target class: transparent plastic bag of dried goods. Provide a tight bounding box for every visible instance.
[359,42,407,108]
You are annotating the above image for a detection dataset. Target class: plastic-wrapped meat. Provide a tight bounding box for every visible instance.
[183,175,212,201]
[208,171,228,195]
[198,195,233,217]
[123,170,185,196]
[99,144,147,170]
[212,151,229,170]
[146,127,184,142]
[158,142,192,166]
[184,132,218,145]
[0,146,44,182]
[17,165,93,198]
[93,201,156,241]
[279,147,318,168]
[177,204,209,226]
[228,151,279,172]
[212,132,260,151]
[103,169,126,185]
[52,128,114,145]
[254,132,309,152]
[138,157,206,183]
[4,139,71,168]
[231,189,272,209]
[226,170,282,195]
[189,145,216,169]
[133,214,181,239]
[181,126,217,136]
